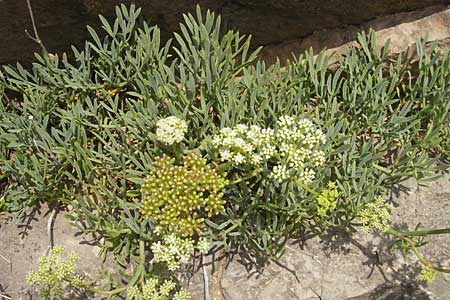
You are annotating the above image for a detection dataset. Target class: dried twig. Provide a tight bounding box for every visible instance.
[271,259,301,283]
[0,293,12,300]
[0,252,12,274]
[47,208,57,248]
[43,208,58,255]
[0,252,10,265]
[25,0,48,53]
[211,251,226,300]
[202,259,210,300]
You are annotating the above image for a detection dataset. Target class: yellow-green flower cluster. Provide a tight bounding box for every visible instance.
[211,116,326,185]
[127,278,190,300]
[156,116,188,145]
[141,153,227,236]
[316,182,339,217]
[358,196,392,234]
[418,266,437,284]
[27,246,83,300]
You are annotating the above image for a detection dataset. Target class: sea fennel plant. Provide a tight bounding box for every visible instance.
[1,4,450,298]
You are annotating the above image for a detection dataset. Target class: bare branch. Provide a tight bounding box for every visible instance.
[25,0,48,53]
[0,252,11,270]
[0,293,12,300]
[203,259,210,300]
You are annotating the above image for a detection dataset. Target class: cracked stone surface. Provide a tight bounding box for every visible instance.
[1,174,449,299]
[187,172,450,300]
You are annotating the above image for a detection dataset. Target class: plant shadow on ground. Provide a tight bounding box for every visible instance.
[202,222,433,299]
[312,225,432,300]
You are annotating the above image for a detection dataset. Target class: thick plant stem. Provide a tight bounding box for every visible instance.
[409,243,450,273]
[47,208,58,249]
[387,228,450,237]
[296,180,320,196]
[81,284,128,296]
[387,228,450,273]
[212,251,226,300]
[203,262,211,300]
[229,168,262,185]
[138,240,146,285]
[219,211,249,237]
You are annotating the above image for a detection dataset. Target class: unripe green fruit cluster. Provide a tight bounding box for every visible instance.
[141,153,227,236]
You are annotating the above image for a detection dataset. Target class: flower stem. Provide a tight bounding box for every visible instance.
[229,169,262,185]
[386,228,450,273]
[387,227,450,237]
[295,180,319,196]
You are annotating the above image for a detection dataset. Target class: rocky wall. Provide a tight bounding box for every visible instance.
[0,0,449,65]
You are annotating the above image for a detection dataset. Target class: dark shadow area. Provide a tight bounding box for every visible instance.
[259,4,450,63]
[0,1,449,66]
[0,283,12,300]
[345,282,431,300]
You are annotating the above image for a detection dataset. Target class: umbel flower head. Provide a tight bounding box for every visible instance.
[27,246,83,300]
[150,233,210,271]
[141,153,227,236]
[316,181,339,217]
[211,115,326,185]
[127,278,190,300]
[156,116,188,145]
[358,196,392,234]
[418,266,437,284]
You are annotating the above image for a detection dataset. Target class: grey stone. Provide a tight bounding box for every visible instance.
[186,172,450,300]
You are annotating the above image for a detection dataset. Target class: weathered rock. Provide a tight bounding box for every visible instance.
[0,0,449,65]
[187,172,450,300]
[1,172,450,299]
[260,5,450,63]
[0,209,118,299]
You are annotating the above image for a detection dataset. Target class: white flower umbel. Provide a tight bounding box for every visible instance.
[271,165,290,182]
[311,150,326,167]
[271,116,326,183]
[297,168,316,185]
[151,233,212,271]
[219,149,232,161]
[156,116,188,145]
[211,124,275,167]
[211,116,326,185]
[151,234,194,271]
[127,278,191,300]
[197,238,211,254]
